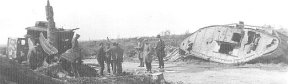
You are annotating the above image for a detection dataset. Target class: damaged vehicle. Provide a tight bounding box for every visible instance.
[5,0,98,78]
[180,22,288,64]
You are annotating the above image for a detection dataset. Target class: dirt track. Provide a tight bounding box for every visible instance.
[84,59,288,84]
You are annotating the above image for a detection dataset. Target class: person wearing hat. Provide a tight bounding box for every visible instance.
[96,42,106,76]
[156,35,165,68]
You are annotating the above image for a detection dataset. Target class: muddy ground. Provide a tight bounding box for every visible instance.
[84,58,288,84]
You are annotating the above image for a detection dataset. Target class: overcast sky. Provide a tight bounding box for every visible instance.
[0,0,287,45]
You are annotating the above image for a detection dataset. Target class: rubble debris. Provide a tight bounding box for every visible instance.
[163,46,189,62]
[164,48,180,61]
[0,57,67,84]
[36,63,70,78]
[151,72,165,84]
[36,63,98,79]
[6,0,78,71]
[76,64,98,77]
[65,72,171,84]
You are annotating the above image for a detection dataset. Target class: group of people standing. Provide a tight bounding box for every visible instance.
[95,34,165,75]
[136,35,166,72]
[96,41,124,76]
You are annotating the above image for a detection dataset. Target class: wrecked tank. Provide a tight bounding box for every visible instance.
[6,0,78,66]
[179,22,288,64]
[4,0,98,79]
[6,18,76,64]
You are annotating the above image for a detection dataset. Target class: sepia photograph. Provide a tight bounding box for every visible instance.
[0,0,288,84]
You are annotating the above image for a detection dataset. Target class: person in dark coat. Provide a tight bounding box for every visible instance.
[156,35,165,68]
[143,40,153,72]
[96,42,106,76]
[107,42,124,75]
[106,43,117,75]
[115,43,124,75]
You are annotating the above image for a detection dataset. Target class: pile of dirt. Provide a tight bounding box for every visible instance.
[36,63,69,78]
[0,57,66,84]
[36,63,98,79]
[66,75,151,84]
[66,73,171,84]
[77,64,99,77]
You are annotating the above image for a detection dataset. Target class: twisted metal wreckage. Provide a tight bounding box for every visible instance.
[6,0,76,64]
[2,1,97,83]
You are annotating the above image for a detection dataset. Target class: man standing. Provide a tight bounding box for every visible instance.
[115,43,124,75]
[108,42,124,75]
[96,43,106,76]
[107,43,118,75]
[105,43,113,74]
[136,38,144,67]
[143,40,153,72]
[60,34,82,77]
[156,35,165,68]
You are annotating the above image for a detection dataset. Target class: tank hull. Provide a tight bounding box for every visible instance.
[180,24,280,64]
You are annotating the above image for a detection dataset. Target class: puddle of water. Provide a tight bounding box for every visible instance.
[164,69,178,73]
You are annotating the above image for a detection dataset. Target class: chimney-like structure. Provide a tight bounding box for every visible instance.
[45,0,58,49]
